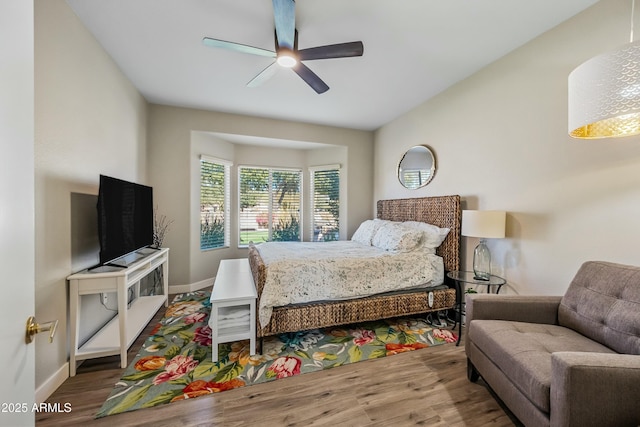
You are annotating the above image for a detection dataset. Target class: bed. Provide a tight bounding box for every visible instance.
[248,195,461,338]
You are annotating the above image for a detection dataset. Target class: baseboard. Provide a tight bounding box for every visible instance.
[36,362,69,403]
[39,279,213,401]
[168,277,213,295]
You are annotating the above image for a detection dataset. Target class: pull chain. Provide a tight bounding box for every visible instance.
[631,0,636,43]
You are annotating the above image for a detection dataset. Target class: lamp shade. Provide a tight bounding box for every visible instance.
[461,210,506,239]
[568,40,640,139]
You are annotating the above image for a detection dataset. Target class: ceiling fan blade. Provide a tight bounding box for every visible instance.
[272,0,295,50]
[292,62,329,94]
[247,62,278,87]
[298,41,364,61]
[202,37,276,58]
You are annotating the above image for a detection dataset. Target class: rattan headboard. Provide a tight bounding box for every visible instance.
[377,195,461,272]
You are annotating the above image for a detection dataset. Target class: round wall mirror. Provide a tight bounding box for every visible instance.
[397,145,436,189]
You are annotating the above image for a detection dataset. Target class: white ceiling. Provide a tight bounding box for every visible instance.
[66,0,598,132]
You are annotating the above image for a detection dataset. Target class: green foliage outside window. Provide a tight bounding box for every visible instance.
[312,168,340,242]
[200,215,224,250]
[272,215,300,242]
[239,167,301,244]
[201,159,228,250]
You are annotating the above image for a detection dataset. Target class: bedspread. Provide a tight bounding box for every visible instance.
[255,241,444,328]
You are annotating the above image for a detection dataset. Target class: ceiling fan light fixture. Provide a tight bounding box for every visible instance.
[276,50,298,68]
[202,0,362,94]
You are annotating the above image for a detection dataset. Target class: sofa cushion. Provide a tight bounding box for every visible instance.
[469,320,615,413]
[558,261,640,355]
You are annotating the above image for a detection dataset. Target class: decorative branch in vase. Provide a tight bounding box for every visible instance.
[153,207,173,249]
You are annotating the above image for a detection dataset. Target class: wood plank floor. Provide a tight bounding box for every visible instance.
[37,304,521,427]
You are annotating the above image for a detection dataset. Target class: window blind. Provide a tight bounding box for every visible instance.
[238,166,302,245]
[310,166,340,242]
[200,157,230,250]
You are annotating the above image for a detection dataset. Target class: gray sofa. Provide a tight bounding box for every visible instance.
[465,261,640,427]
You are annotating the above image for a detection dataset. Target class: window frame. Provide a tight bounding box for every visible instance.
[309,164,341,242]
[199,155,232,251]
[237,165,303,247]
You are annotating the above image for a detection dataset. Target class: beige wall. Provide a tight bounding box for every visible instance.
[34,0,148,391]
[375,0,640,294]
[148,104,374,285]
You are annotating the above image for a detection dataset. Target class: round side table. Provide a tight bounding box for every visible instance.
[446,271,506,345]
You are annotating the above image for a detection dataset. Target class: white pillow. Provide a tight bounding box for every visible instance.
[351,220,377,245]
[403,221,450,250]
[351,219,391,245]
[372,222,423,252]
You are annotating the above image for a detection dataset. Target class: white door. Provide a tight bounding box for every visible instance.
[0,1,36,425]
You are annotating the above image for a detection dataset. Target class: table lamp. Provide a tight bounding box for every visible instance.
[461,210,506,281]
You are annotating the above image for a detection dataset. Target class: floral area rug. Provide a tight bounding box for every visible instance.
[97,290,457,418]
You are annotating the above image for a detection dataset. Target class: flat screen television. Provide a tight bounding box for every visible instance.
[97,175,154,265]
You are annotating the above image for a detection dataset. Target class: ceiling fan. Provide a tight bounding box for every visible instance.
[202,0,364,94]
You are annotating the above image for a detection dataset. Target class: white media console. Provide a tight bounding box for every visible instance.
[67,247,169,376]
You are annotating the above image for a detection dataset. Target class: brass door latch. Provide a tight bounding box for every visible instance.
[26,316,58,344]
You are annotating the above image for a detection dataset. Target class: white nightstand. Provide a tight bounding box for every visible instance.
[208,258,257,362]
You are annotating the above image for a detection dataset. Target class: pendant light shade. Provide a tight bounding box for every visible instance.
[568,40,640,139]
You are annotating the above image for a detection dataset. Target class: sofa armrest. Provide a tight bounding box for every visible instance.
[465,294,561,325]
[551,352,640,427]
